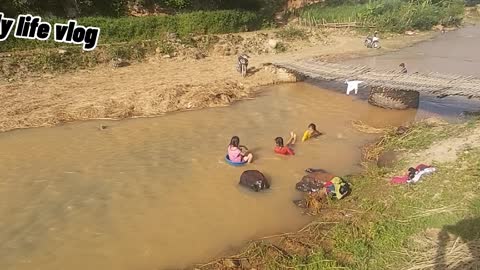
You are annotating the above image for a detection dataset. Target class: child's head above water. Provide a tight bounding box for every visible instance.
[230,136,240,147]
[308,123,317,131]
[275,137,284,147]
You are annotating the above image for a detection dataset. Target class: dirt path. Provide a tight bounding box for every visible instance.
[0,29,436,132]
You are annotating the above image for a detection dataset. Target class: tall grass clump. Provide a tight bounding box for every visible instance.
[299,0,464,32]
[0,10,261,53]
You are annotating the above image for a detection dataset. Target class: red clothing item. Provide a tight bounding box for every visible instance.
[274,146,295,155]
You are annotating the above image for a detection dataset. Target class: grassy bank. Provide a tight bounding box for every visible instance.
[290,119,480,269]
[0,10,262,53]
[300,0,464,32]
[206,119,480,269]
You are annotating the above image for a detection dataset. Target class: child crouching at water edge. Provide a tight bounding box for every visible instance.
[228,136,253,163]
[274,132,296,155]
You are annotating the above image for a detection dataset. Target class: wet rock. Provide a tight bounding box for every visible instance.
[239,170,270,192]
[99,125,108,130]
[296,171,334,193]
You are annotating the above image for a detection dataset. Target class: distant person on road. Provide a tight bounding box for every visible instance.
[302,123,323,142]
[228,136,253,163]
[274,132,297,156]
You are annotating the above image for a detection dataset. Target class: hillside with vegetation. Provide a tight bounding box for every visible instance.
[0,0,468,53]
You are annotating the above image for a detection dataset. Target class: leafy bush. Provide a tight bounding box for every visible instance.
[0,10,261,52]
[300,0,465,33]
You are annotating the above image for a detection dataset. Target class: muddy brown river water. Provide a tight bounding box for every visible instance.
[1,26,480,270]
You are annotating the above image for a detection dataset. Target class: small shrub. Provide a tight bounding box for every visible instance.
[299,0,465,33]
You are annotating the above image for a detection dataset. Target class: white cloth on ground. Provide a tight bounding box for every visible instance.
[407,167,436,184]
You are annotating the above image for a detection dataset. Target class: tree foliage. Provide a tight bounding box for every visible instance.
[0,0,284,17]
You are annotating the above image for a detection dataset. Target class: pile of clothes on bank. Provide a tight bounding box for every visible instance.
[295,169,351,198]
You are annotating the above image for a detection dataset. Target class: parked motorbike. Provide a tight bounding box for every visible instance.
[364,32,380,49]
[237,54,249,77]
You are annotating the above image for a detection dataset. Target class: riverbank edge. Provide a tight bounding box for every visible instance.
[193,117,480,270]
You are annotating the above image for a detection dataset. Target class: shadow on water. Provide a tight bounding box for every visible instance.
[434,217,480,270]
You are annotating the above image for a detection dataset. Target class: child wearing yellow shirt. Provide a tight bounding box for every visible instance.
[302,123,323,142]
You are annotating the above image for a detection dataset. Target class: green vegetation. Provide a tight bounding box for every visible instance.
[1,0,272,17]
[279,119,480,269]
[300,0,465,32]
[0,10,261,53]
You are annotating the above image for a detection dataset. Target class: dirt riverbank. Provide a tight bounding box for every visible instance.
[0,27,437,133]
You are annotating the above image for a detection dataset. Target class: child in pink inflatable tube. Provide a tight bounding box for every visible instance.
[227,136,253,163]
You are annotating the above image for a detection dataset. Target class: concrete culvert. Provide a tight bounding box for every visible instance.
[368,86,420,109]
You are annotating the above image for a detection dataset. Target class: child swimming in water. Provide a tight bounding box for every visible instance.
[274,132,297,155]
[228,136,253,163]
[302,123,323,142]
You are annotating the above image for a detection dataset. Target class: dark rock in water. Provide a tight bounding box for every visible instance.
[295,178,322,193]
[377,150,398,168]
[296,170,335,193]
[99,125,108,130]
[239,170,270,192]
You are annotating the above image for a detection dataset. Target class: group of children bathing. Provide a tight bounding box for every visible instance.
[227,123,322,164]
